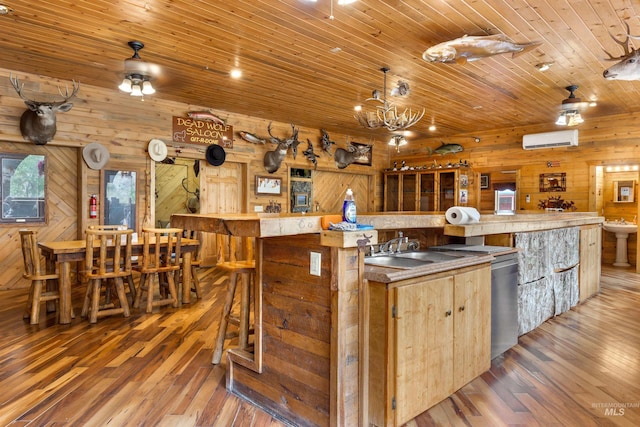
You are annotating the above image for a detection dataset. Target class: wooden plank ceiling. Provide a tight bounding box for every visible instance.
[1,0,640,143]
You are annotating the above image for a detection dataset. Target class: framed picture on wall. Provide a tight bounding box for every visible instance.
[255,175,282,195]
[480,174,490,189]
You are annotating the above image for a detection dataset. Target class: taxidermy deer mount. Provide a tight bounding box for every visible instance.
[9,74,80,145]
[263,122,299,173]
[334,142,372,169]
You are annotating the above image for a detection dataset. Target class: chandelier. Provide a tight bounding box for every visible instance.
[118,41,156,97]
[555,85,586,127]
[354,67,425,131]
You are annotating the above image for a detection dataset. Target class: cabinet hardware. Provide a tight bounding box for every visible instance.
[459,305,465,312]
[445,310,452,317]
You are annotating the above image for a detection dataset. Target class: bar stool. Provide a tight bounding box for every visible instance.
[81,227,133,323]
[19,230,61,324]
[212,235,255,364]
[180,230,203,300]
[87,225,137,302]
[133,227,182,313]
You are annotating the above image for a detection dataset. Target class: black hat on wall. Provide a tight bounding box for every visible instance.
[205,144,226,166]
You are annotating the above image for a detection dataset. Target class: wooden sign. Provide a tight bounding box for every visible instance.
[172,116,233,148]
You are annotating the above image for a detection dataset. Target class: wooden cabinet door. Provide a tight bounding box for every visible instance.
[579,225,602,300]
[452,266,491,391]
[394,276,454,425]
[384,173,400,211]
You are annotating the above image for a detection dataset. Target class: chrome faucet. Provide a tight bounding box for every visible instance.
[620,217,626,224]
[379,231,409,254]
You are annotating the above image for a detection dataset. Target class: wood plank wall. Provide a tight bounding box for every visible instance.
[0,68,387,289]
[391,119,640,269]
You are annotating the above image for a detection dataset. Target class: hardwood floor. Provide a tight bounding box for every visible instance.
[0,265,639,426]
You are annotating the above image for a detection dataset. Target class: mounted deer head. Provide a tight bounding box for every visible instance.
[334,143,372,169]
[263,122,298,173]
[9,74,80,145]
[602,22,640,81]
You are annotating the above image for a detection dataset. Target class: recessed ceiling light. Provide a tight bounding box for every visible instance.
[230,69,242,79]
[354,105,362,112]
[0,4,14,15]
[330,47,342,54]
[428,125,436,131]
[536,62,554,72]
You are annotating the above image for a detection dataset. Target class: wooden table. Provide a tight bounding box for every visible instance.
[38,237,199,324]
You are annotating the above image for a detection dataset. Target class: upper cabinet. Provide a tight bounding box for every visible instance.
[384,169,468,212]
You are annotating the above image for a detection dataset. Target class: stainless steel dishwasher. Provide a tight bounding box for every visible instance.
[429,244,519,359]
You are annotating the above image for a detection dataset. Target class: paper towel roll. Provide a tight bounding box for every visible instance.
[445,206,480,225]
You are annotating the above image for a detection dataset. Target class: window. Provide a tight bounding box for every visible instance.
[1,153,46,224]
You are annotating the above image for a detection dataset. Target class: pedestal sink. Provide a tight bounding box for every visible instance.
[603,222,638,267]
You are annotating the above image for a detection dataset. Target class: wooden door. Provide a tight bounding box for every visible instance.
[199,161,245,266]
[452,266,491,391]
[394,276,454,425]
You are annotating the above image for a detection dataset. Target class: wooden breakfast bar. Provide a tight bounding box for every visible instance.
[171,211,603,427]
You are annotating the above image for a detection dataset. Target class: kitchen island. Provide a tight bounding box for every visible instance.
[171,211,603,427]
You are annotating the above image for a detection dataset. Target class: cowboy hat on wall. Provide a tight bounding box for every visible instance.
[148,138,168,162]
[82,142,110,170]
[205,144,226,166]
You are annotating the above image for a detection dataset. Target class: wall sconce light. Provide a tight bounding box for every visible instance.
[118,41,155,96]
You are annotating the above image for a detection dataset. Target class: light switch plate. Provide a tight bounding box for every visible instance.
[310,252,321,276]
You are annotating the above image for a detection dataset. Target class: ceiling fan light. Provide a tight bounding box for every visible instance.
[130,84,143,96]
[141,80,155,95]
[118,78,133,93]
[555,113,567,126]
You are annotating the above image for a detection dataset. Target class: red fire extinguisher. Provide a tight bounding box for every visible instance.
[90,194,97,219]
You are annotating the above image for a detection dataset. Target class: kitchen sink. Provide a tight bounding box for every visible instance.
[394,251,466,262]
[364,250,469,269]
[364,256,432,269]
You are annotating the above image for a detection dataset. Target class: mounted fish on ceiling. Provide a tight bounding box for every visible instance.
[422,34,542,65]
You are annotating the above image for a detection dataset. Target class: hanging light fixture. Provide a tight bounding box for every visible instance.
[118,41,156,97]
[556,85,587,127]
[354,67,425,132]
[388,135,408,152]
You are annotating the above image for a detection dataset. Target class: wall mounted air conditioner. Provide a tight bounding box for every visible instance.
[522,129,578,150]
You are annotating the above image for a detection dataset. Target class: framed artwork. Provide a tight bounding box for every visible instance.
[293,192,310,208]
[539,172,566,192]
[350,142,373,166]
[480,174,490,189]
[255,175,282,195]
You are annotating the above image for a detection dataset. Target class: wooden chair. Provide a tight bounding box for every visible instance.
[19,230,61,324]
[133,228,182,313]
[212,235,256,364]
[87,225,137,301]
[81,227,133,323]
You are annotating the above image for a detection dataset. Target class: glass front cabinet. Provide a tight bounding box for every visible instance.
[384,169,467,212]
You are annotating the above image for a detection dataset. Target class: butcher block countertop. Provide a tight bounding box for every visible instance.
[444,212,603,237]
[171,211,603,239]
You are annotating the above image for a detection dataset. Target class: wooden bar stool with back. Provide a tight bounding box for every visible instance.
[81,227,134,323]
[19,230,61,324]
[133,227,183,313]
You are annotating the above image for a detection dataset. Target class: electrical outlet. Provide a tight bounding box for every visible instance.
[310,252,321,276]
